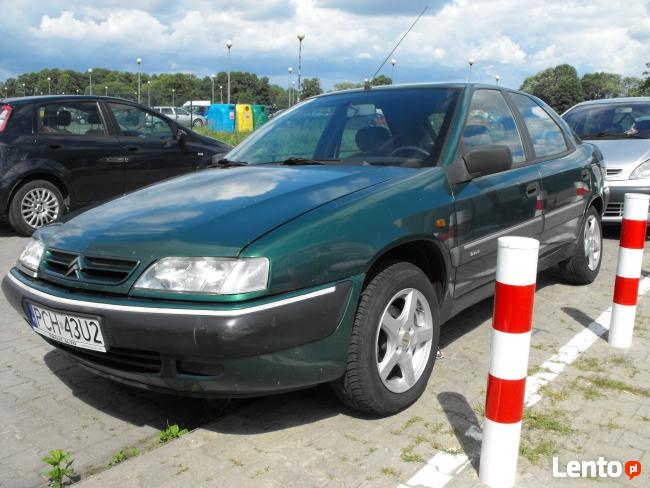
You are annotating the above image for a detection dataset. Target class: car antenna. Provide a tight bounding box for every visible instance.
[368,5,429,83]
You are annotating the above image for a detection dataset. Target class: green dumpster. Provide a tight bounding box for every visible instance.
[252,104,269,129]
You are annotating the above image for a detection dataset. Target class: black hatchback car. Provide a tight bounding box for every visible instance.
[0,96,231,235]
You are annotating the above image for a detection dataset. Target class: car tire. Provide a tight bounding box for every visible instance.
[559,206,602,284]
[8,180,65,236]
[193,119,204,127]
[333,261,440,416]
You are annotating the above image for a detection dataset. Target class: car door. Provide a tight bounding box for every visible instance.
[508,93,589,256]
[33,100,124,204]
[106,102,200,192]
[451,89,543,297]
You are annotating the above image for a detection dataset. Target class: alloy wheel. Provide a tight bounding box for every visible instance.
[20,188,60,229]
[584,214,601,271]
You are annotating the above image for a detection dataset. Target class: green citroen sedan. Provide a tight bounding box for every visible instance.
[3,84,606,415]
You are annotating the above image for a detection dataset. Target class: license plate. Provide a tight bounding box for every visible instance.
[28,303,106,352]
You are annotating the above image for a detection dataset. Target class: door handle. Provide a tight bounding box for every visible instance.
[46,143,64,150]
[581,169,589,181]
[124,145,139,152]
[526,182,540,197]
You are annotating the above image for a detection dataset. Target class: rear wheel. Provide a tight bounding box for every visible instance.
[333,261,440,415]
[192,119,204,127]
[559,206,602,284]
[8,180,64,236]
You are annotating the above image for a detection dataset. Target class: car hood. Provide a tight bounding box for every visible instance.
[39,165,412,258]
[586,139,650,179]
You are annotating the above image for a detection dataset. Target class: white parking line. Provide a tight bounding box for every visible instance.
[398,277,650,488]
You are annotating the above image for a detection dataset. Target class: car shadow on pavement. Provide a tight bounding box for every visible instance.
[437,392,481,472]
[0,222,17,237]
[43,349,239,431]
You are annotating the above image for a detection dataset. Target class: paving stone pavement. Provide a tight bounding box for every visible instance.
[0,224,232,488]
[69,229,649,488]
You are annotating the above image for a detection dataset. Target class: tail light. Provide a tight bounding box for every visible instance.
[0,105,12,132]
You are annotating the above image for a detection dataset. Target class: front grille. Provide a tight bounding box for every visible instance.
[42,249,138,285]
[606,168,622,177]
[604,202,623,218]
[49,340,161,374]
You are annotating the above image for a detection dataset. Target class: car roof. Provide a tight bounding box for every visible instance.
[309,82,529,99]
[0,95,140,106]
[569,97,650,108]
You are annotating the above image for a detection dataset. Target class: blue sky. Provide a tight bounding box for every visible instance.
[0,0,648,90]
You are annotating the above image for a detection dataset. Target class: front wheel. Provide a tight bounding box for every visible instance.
[559,206,602,284]
[333,261,440,415]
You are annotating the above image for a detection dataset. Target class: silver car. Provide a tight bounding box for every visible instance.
[153,106,206,128]
[563,97,650,222]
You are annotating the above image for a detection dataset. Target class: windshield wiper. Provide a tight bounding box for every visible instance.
[208,158,249,168]
[272,157,339,165]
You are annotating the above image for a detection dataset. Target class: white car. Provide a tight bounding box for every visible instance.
[153,106,206,128]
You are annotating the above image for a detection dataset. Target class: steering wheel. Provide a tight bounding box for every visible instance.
[389,145,430,158]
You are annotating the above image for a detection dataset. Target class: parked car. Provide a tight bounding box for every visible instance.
[563,97,650,222]
[153,106,206,127]
[3,84,606,415]
[0,95,231,235]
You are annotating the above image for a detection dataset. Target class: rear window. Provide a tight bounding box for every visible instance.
[37,101,107,136]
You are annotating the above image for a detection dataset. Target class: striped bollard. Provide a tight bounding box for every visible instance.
[479,236,539,488]
[609,193,649,348]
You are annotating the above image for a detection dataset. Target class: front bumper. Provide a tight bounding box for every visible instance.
[602,181,650,222]
[2,270,362,396]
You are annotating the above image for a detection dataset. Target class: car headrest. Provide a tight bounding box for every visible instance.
[355,126,390,153]
[88,112,101,124]
[43,111,58,127]
[57,110,72,126]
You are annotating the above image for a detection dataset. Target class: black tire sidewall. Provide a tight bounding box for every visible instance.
[355,262,440,414]
[8,180,64,236]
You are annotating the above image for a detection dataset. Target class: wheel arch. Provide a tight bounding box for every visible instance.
[6,171,70,214]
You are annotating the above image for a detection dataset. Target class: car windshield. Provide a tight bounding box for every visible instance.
[226,87,460,167]
[563,101,650,139]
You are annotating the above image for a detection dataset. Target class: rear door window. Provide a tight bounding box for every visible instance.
[38,101,107,136]
[510,93,568,158]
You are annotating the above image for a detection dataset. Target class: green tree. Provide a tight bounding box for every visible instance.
[333,82,361,91]
[520,64,584,113]
[621,76,643,96]
[300,78,323,99]
[581,72,622,100]
[371,75,393,86]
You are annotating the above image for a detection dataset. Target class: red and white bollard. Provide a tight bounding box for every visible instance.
[609,193,650,348]
[479,236,539,488]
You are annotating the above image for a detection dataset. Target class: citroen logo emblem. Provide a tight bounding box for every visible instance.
[65,256,83,279]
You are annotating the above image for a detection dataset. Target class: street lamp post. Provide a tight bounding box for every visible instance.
[105,86,108,96]
[390,58,397,84]
[136,57,142,103]
[211,75,215,104]
[288,67,293,106]
[21,83,25,96]
[172,88,175,106]
[296,32,305,102]
[147,80,151,106]
[467,57,475,82]
[219,85,223,104]
[47,77,51,95]
[226,40,233,104]
[88,68,93,95]
[495,74,500,85]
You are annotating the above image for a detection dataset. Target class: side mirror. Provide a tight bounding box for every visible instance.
[464,145,513,178]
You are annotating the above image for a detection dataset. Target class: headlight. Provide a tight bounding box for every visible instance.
[18,238,45,272]
[133,257,269,294]
[630,160,650,180]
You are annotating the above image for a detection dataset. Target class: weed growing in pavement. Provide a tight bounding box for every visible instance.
[519,438,557,465]
[571,377,604,400]
[108,447,139,467]
[391,415,424,435]
[523,409,573,434]
[423,421,446,434]
[400,435,429,463]
[159,423,189,444]
[380,466,401,479]
[539,384,569,405]
[229,457,244,467]
[42,449,75,488]
[583,375,650,397]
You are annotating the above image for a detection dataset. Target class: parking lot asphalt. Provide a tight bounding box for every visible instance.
[1,224,648,487]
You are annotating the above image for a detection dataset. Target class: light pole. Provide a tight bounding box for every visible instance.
[21,83,25,96]
[211,75,215,103]
[467,57,475,82]
[495,74,500,85]
[219,85,223,104]
[288,67,293,106]
[226,40,233,104]
[172,88,175,106]
[136,57,142,103]
[105,86,108,96]
[76,89,80,95]
[147,80,151,106]
[47,77,51,95]
[390,58,396,84]
[296,32,305,102]
[133,91,137,102]
[88,68,93,95]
